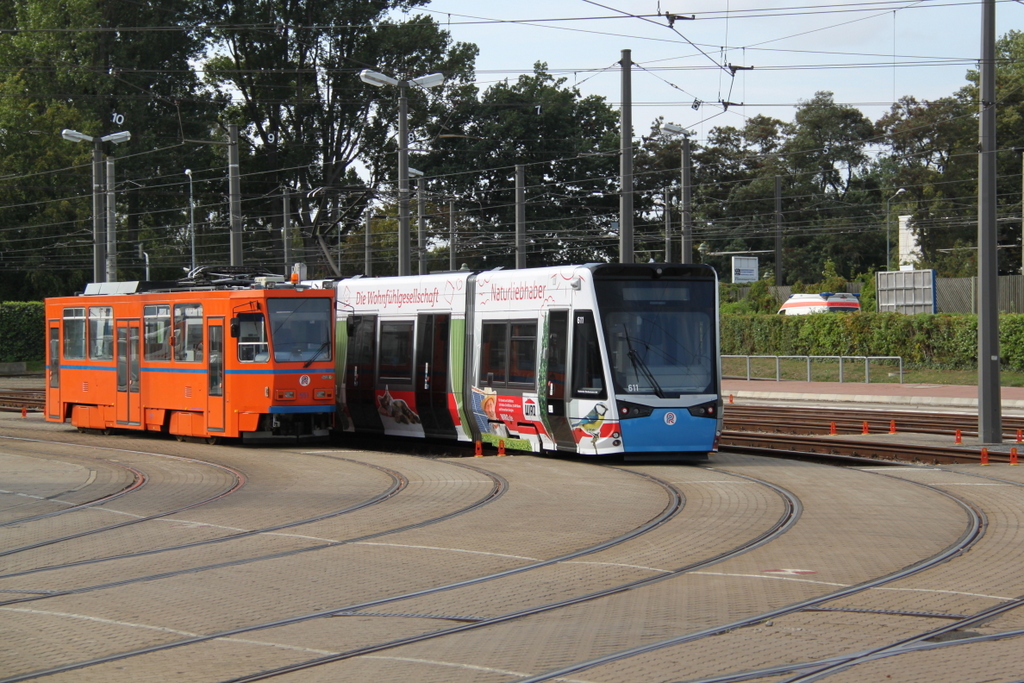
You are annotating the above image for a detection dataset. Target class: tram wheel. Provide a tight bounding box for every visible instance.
[175,434,186,442]
[206,436,219,445]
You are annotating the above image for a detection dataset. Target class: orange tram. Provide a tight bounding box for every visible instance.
[45,268,336,442]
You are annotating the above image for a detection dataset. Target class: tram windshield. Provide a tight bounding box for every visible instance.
[268,298,333,363]
[595,278,716,397]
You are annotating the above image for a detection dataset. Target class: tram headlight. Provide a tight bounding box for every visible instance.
[276,390,296,400]
[688,399,721,418]
[314,389,331,400]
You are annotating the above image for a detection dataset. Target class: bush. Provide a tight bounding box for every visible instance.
[0,302,45,362]
[721,312,1024,370]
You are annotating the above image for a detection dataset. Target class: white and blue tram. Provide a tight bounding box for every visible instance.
[311,263,721,458]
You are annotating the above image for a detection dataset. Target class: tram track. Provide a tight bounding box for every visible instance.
[1,464,706,682]
[0,389,43,413]
[700,470,1024,683]
[0,436,247,560]
[5,402,1019,681]
[0,465,803,683]
[724,403,1024,441]
[720,431,1003,465]
[0,455,498,605]
[508,464,988,683]
[216,466,801,683]
[0,452,146,528]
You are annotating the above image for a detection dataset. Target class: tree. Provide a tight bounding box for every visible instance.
[423,64,620,268]
[0,0,222,297]
[203,2,478,276]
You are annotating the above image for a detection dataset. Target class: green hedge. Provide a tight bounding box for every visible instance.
[0,302,44,362]
[721,312,1001,370]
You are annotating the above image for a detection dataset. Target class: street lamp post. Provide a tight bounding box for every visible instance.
[660,123,693,264]
[886,188,906,270]
[61,129,130,282]
[359,69,444,276]
[184,169,195,272]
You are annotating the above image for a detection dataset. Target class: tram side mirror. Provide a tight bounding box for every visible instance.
[230,318,240,338]
[486,372,494,388]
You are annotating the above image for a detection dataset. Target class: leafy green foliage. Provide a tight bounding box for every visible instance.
[425,64,620,269]
[723,312,1024,371]
[0,302,44,361]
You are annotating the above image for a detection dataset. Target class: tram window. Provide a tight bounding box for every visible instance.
[479,322,507,385]
[236,313,269,363]
[62,308,86,360]
[479,321,537,388]
[88,307,114,361]
[379,321,413,383]
[209,325,224,397]
[509,323,537,386]
[268,298,332,363]
[143,305,171,361]
[571,311,607,399]
[174,304,204,362]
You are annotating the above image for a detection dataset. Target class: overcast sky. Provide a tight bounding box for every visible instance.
[420,0,1024,142]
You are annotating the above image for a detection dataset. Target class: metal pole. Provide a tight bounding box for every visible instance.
[681,136,693,264]
[664,187,671,262]
[398,85,411,276]
[228,124,242,266]
[885,189,905,270]
[417,176,426,275]
[775,175,782,287]
[364,212,372,277]
[106,158,116,282]
[449,200,455,272]
[886,196,892,271]
[978,0,1001,443]
[515,164,525,269]
[619,49,634,264]
[282,186,291,275]
[92,140,105,282]
[187,170,195,272]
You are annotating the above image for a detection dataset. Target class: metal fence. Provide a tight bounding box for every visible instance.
[937,275,1024,314]
[722,355,904,383]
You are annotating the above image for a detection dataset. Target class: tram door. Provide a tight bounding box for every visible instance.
[47,321,61,420]
[544,310,577,451]
[207,319,225,432]
[115,319,142,426]
[345,315,384,432]
[416,313,457,439]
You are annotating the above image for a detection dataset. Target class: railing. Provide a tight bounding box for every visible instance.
[722,355,904,384]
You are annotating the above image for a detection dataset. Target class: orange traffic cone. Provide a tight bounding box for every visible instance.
[829,421,837,435]
[1010,447,1019,466]
[474,441,483,457]
[980,447,989,466]
[21,406,26,418]
[498,440,507,456]
[955,429,963,445]
[889,420,897,434]
[861,421,870,435]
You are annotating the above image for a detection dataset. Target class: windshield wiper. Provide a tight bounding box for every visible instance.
[303,339,331,368]
[622,328,665,398]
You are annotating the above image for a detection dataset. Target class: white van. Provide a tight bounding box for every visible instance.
[778,292,861,315]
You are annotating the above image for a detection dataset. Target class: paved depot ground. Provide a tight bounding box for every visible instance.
[2,379,1024,681]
